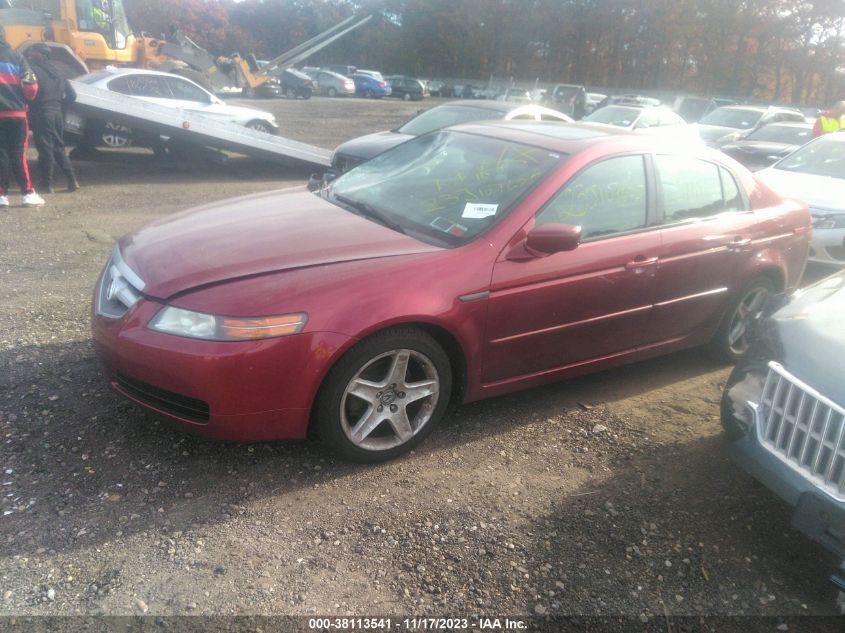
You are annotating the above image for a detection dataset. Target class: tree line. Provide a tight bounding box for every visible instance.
[124,0,845,104]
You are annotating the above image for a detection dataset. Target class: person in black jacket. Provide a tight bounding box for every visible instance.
[26,44,79,193]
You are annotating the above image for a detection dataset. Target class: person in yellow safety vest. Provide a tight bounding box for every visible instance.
[812,101,845,137]
[91,1,109,34]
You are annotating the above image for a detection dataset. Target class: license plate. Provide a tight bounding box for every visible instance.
[64,111,84,132]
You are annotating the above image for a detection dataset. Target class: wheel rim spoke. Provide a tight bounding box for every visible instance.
[350,405,384,443]
[346,377,383,402]
[389,408,414,442]
[403,379,438,404]
[387,351,410,386]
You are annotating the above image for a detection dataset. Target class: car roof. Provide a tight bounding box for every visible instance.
[756,121,813,129]
[446,121,729,165]
[82,67,197,81]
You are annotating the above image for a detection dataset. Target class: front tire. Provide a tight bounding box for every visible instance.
[328,87,338,98]
[245,120,275,134]
[314,328,452,463]
[710,277,775,362]
[402,92,411,101]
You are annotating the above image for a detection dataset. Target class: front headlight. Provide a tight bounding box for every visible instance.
[149,306,306,341]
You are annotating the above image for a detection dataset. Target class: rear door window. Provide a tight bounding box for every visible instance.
[656,156,744,222]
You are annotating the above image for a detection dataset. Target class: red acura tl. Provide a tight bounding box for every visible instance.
[92,122,811,461]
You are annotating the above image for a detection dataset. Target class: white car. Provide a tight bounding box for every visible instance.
[757,133,845,267]
[582,104,700,143]
[73,68,278,147]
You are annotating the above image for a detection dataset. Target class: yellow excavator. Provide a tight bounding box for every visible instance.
[0,1,371,94]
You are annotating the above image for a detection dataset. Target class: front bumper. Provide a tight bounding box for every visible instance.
[92,298,352,442]
[726,419,845,559]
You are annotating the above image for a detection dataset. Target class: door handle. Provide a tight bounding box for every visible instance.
[728,237,753,252]
[625,256,658,270]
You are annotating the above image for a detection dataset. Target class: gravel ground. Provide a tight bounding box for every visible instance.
[0,95,842,631]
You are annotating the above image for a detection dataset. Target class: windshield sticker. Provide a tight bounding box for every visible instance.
[462,203,499,219]
[429,217,467,237]
[430,217,455,232]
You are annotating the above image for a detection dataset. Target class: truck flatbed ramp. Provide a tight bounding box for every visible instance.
[70,81,331,168]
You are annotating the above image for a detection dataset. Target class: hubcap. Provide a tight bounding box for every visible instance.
[340,349,440,452]
[102,122,132,148]
[727,286,769,356]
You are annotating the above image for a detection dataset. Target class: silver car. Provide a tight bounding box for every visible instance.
[313,70,356,97]
[757,133,845,267]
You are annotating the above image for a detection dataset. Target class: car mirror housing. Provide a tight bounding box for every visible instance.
[525,223,582,254]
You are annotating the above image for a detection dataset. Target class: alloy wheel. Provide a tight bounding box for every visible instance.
[339,349,440,452]
[726,286,770,356]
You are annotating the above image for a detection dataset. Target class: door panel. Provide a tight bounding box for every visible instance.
[646,159,758,343]
[483,154,659,384]
[484,232,661,383]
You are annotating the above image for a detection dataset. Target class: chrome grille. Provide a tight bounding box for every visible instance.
[757,362,845,500]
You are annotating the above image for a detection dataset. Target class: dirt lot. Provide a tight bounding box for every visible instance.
[0,96,842,629]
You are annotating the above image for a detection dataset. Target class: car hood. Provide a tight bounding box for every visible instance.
[692,123,744,143]
[765,272,845,403]
[333,131,413,162]
[756,168,845,213]
[119,188,441,299]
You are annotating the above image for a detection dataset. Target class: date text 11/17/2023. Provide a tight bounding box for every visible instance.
[307,617,528,630]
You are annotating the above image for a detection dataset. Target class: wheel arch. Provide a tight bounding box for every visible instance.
[306,320,469,437]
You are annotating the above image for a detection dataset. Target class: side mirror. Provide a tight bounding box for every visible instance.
[526,223,581,254]
[307,170,339,192]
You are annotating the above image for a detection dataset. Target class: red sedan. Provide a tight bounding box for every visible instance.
[93,122,811,462]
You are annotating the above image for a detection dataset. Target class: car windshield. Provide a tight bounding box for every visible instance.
[746,125,812,144]
[398,105,506,136]
[584,105,640,127]
[774,137,845,179]
[327,131,564,246]
[699,108,763,129]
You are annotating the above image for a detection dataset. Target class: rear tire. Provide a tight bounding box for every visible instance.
[364,89,375,98]
[314,328,452,463]
[402,92,411,101]
[328,87,338,98]
[100,121,133,148]
[710,277,775,362]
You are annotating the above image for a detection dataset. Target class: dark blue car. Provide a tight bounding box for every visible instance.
[352,71,391,99]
